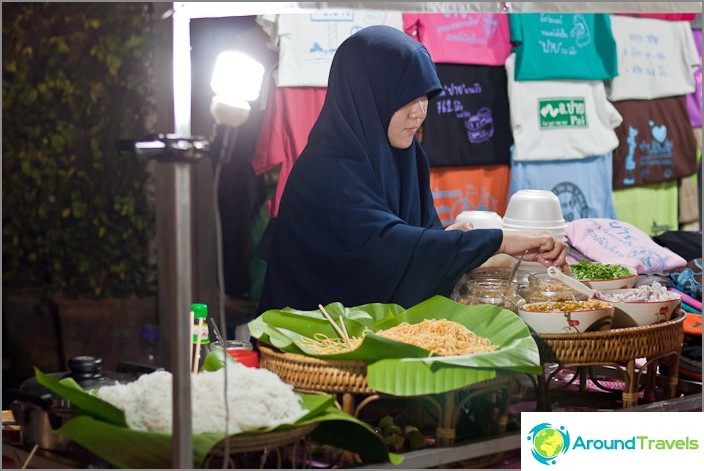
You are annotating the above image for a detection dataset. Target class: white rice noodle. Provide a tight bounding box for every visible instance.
[96,363,307,435]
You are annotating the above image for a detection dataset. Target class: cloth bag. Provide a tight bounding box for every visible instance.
[566,218,687,274]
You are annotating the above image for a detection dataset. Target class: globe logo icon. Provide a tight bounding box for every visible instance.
[527,423,570,465]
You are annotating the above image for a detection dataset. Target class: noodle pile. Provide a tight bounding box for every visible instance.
[376,318,498,356]
[96,362,307,434]
[299,332,366,355]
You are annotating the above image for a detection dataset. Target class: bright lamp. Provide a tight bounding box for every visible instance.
[209,51,265,128]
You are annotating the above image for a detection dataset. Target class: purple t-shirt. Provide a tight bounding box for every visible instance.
[686,29,702,127]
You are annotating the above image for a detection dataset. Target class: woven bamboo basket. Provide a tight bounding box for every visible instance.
[258,342,515,396]
[258,343,373,394]
[533,310,686,364]
[207,423,318,455]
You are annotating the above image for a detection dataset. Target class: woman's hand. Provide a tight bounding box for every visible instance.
[496,230,569,270]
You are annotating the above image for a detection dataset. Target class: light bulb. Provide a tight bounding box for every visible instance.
[210,51,265,104]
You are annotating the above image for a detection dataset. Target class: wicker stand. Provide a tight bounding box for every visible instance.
[531,310,686,410]
[258,343,515,448]
[201,424,318,469]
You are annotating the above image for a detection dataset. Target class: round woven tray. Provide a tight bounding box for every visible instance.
[258,342,515,397]
[533,310,686,364]
[208,423,318,455]
[258,343,373,394]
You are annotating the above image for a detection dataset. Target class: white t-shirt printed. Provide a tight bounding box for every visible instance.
[606,15,700,101]
[505,53,623,162]
[257,12,404,87]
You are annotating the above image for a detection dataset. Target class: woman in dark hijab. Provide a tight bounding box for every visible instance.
[258,25,567,313]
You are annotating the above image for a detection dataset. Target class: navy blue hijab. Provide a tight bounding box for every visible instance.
[258,26,502,313]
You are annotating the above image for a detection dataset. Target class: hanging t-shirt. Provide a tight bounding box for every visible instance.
[615,13,698,22]
[251,87,327,217]
[429,164,510,226]
[505,53,623,162]
[606,15,700,101]
[509,13,618,81]
[508,149,617,222]
[612,182,679,237]
[612,95,698,190]
[403,13,511,65]
[422,64,512,167]
[686,28,702,127]
[257,12,403,87]
[679,148,702,225]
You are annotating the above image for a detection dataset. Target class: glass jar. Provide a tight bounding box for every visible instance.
[456,279,524,313]
[525,272,588,303]
[467,266,529,286]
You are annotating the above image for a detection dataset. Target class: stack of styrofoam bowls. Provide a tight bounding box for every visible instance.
[501,190,567,240]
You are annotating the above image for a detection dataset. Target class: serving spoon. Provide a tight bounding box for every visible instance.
[546,266,601,299]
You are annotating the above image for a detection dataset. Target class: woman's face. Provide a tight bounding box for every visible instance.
[387,96,428,149]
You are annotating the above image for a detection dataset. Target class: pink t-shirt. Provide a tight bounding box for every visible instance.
[686,28,702,127]
[403,13,512,65]
[251,87,327,217]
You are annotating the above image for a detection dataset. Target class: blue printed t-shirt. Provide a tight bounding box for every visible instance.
[509,13,618,81]
[509,147,617,222]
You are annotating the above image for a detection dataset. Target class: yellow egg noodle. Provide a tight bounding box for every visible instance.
[300,318,498,356]
[376,318,498,356]
[299,332,366,355]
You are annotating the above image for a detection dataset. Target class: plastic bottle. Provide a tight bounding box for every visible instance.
[191,303,210,372]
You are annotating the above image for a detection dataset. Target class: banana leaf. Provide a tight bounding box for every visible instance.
[249,295,542,395]
[35,365,397,468]
[248,301,407,355]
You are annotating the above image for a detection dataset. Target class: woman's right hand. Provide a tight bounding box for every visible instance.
[497,230,569,270]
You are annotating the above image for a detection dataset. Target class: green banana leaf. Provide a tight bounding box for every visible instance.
[248,301,407,355]
[249,296,542,395]
[35,365,397,468]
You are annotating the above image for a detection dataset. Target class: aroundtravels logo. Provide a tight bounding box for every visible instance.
[525,419,700,466]
[526,423,571,465]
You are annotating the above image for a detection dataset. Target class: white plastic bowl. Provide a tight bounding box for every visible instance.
[596,289,681,328]
[518,300,614,334]
[455,210,503,229]
[503,190,566,230]
[575,266,638,291]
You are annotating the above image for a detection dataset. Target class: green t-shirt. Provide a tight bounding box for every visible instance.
[510,13,618,81]
[612,182,679,236]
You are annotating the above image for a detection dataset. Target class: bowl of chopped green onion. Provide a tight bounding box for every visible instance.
[569,261,638,291]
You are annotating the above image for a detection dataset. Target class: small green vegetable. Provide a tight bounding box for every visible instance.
[570,261,632,281]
